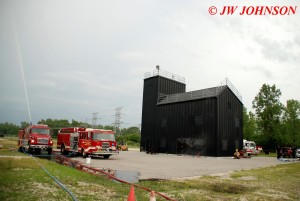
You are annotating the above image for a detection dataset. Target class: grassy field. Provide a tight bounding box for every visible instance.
[1,137,300,201]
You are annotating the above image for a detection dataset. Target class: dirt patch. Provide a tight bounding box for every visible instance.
[239,176,257,180]
[30,182,61,201]
[173,171,233,181]
[210,171,233,179]
[32,182,59,194]
[207,181,250,194]
[13,168,32,171]
[74,181,116,199]
[255,189,290,200]
[0,155,30,159]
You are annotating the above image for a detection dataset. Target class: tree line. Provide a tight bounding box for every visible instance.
[0,119,139,137]
[244,84,300,150]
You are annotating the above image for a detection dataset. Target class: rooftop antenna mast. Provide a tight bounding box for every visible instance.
[156,65,160,75]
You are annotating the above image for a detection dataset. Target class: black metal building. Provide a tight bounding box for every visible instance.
[141,69,243,156]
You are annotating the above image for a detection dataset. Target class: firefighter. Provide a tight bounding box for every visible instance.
[234,149,240,159]
[276,145,281,159]
[292,145,297,158]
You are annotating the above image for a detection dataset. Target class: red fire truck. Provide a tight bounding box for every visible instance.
[18,124,53,155]
[57,127,119,159]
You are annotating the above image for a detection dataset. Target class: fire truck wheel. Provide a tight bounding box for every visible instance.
[36,149,41,155]
[28,147,33,154]
[103,155,110,159]
[18,142,22,152]
[48,148,52,155]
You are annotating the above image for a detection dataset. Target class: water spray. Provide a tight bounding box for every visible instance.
[13,19,32,124]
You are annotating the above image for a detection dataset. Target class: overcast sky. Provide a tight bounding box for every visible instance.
[1,0,299,128]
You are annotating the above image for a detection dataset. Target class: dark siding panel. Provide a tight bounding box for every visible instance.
[141,76,243,157]
[155,97,217,156]
[217,87,243,156]
[141,76,185,153]
[141,78,158,152]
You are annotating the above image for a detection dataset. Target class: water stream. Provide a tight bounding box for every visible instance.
[13,20,32,123]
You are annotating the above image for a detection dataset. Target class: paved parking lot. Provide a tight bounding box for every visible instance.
[71,150,288,180]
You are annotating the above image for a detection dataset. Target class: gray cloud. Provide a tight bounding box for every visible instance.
[253,35,297,63]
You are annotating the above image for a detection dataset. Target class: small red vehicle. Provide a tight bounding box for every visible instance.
[18,124,53,155]
[256,145,263,154]
[57,127,118,159]
[281,147,292,158]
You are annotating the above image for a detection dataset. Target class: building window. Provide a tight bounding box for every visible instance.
[235,118,240,127]
[228,102,231,110]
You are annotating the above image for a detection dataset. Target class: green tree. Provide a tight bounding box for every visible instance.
[20,122,30,128]
[252,84,283,149]
[71,119,80,127]
[0,122,20,135]
[282,99,300,146]
[38,119,71,128]
[116,126,141,147]
[121,126,140,135]
[38,119,72,137]
[96,125,114,130]
[243,107,256,140]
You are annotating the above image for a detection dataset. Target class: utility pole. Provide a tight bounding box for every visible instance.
[113,107,123,135]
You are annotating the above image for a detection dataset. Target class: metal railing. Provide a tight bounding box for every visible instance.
[157,78,242,104]
[157,87,218,104]
[216,78,242,102]
[144,69,185,83]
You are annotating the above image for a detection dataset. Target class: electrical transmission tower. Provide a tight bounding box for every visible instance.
[113,107,123,134]
[92,112,99,128]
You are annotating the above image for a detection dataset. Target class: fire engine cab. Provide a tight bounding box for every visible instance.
[18,124,53,155]
[57,127,119,159]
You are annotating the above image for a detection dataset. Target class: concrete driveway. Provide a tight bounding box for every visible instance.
[71,150,291,180]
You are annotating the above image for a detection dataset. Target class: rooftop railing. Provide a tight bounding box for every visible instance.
[157,77,243,104]
[144,69,185,84]
[216,78,242,102]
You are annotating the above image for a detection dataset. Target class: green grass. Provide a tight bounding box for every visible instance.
[255,152,277,157]
[0,137,24,156]
[126,141,140,148]
[1,137,300,201]
[0,156,155,201]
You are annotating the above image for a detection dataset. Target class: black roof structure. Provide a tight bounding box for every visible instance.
[157,79,242,105]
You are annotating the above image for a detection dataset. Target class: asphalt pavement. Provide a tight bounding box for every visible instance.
[70,150,294,180]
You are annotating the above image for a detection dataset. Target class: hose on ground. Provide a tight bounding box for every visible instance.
[56,152,176,201]
[32,156,78,201]
[4,141,175,200]
[18,143,78,201]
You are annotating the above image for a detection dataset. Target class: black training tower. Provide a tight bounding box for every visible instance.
[140,68,243,156]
